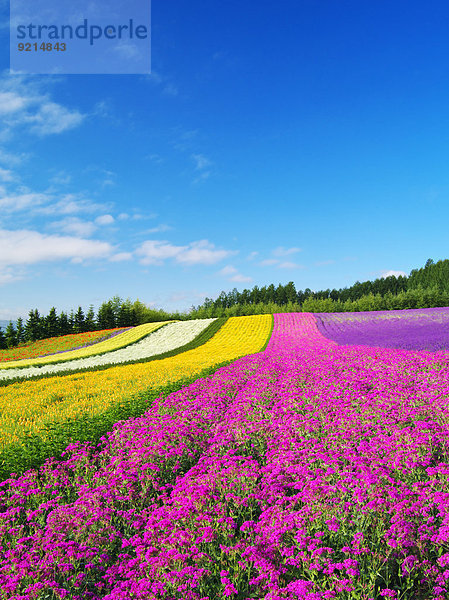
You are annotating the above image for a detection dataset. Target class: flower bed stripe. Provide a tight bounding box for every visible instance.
[313,306,449,352]
[0,328,130,363]
[0,322,168,370]
[0,319,216,382]
[0,314,272,477]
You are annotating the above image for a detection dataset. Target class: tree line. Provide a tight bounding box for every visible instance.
[1,258,448,349]
[189,258,449,318]
[0,297,183,350]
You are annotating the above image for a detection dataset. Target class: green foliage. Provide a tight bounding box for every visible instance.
[85,305,96,331]
[74,306,85,333]
[408,258,449,291]
[15,317,25,345]
[25,308,42,342]
[5,321,17,348]
[44,307,59,338]
[0,328,6,350]
[190,258,449,318]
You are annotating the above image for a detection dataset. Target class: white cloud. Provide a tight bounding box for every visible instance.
[381,270,407,278]
[0,77,85,138]
[177,240,234,265]
[137,239,234,267]
[37,194,108,216]
[192,153,212,171]
[231,273,252,283]
[51,217,97,237]
[278,261,304,269]
[247,251,259,261]
[146,224,172,234]
[162,83,179,97]
[113,42,141,60]
[49,172,72,186]
[0,148,27,167]
[29,101,84,136]
[219,265,238,276]
[272,246,302,257]
[95,214,115,226]
[0,267,23,285]
[0,229,112,272]
[218,264,252,283]
[145,70,180,100]
[0,192,49,212]
[260,259,278,267]
[193,171,211,184]
[0,302,28,319]
[110,252,133,262]
[0,167,15,182]
[147,154,164,164]
[137,240,182,265]
[0,91,29,115]
[191,153,213,183]
[314,260,335,267]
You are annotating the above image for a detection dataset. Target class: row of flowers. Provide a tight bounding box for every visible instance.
[0,319,216,381]
[314,306,449,352]
[0,328,129,364]
[0,315,272,451]
[0,322,167,371]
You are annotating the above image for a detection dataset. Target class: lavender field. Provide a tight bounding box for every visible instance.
[314,307,449,352]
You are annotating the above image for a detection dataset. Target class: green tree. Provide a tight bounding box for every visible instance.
[25,309,41,342]
[58,312,71,336]
[284,281,297,303]
[0,327,6,350]
[74,307,85,333]
[84,306,96,331]
[97,301,116,329]
[45,307,59,338]
[5,322,17,348]
[16,317,25,345]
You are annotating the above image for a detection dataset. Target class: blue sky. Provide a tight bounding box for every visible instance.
[0,0,448,319]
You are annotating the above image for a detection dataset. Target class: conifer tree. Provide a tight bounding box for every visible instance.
[16,317,25,345]
[5,322,17,348]
[0,327,6,350]
[25,309,41,342]
[84,306,96,332]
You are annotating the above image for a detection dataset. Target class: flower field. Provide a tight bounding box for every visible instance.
[2,310,449,599]
[0,319,216,381]
[314,307,449,352]
[0,315,271,455]
[0,322,168,370]
[0,328,129,363]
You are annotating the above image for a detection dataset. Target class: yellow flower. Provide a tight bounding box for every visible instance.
[0,315,272,449]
